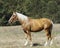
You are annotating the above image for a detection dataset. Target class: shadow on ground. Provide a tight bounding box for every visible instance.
[33,43,43,46]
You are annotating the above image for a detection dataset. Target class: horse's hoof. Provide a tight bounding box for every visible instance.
[44,43,48,46]
[24,43,28,46]
[24,44,27,46]
[30,44,33,47]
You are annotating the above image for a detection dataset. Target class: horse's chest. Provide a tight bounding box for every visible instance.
[22,23,30,31]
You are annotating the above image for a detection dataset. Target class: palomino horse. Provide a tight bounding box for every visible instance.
[8,12,53,46]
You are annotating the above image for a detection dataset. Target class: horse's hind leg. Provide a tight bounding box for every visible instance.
[44,29,53,46]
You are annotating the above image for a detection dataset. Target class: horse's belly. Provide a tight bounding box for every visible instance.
[31,27,43,32]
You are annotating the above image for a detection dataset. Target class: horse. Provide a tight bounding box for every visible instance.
[8,12,53,46]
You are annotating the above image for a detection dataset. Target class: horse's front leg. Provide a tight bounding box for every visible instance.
[28,31,33,46]
[24,32,29,46]
[24,31,33,46]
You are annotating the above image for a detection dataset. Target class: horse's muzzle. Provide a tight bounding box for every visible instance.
[7,20,11,24]
[8,20,12,24]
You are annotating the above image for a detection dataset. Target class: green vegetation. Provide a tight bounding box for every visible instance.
[0,0,60,26]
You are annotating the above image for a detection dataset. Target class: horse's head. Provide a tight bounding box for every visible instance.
[8,12,18,24]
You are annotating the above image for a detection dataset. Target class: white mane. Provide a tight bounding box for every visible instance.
[16,12,28,22]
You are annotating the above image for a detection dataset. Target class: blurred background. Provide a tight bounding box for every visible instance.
[0,0,60,26]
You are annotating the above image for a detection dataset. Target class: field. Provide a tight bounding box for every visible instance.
[0,24,60,48]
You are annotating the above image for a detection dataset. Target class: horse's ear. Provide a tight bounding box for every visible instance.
[12,11,17,15]
[13,11,16,13]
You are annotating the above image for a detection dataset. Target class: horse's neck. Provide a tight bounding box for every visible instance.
[16,12,29,24]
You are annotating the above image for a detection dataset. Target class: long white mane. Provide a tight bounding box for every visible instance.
[16,12,28,22]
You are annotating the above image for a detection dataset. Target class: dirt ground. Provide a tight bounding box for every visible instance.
[0,24,60,48]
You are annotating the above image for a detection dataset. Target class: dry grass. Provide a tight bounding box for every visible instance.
[0,24,60,48]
